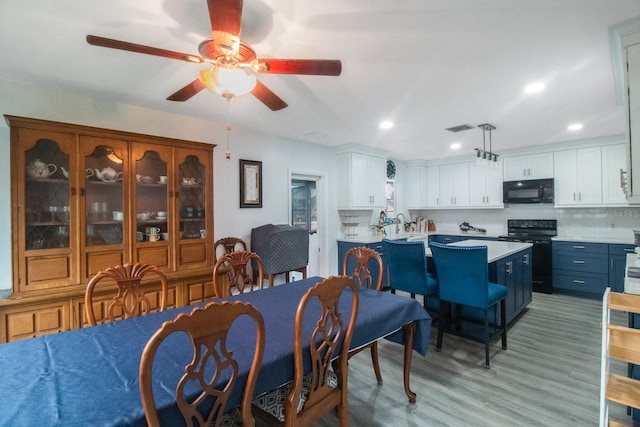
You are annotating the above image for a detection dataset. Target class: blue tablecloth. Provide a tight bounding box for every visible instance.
[0,276,430,426]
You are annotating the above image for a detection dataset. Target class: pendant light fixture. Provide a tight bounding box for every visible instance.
[474,123,499,165]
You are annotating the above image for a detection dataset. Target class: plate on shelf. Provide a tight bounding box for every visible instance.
[155,216,167,220]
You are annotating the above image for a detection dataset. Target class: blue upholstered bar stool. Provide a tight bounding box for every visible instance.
[382,238,438,311]
[429,242,508,368]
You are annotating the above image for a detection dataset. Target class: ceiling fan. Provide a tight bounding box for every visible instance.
[86,0,342,111]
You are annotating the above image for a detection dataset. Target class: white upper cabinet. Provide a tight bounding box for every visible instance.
[336,148,387,210]
[602,144,629,206]
[426,166,440,207]
[554,147,602,206]
[439,162,469,207]
[406,164,429,209]
[468,160,504,207]
[503,152,554,181]
[609,17,640,203]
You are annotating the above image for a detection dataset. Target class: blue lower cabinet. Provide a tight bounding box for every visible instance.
[492,248,533,324]
[552,241,610,298]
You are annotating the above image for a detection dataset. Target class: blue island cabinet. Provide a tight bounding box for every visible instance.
[337,240,389,289]
[491,247,533,324]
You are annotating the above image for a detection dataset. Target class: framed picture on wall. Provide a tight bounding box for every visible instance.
[240,159,262,208]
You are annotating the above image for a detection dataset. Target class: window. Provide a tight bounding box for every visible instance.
[385,180,396,218]
[291,179,317,234]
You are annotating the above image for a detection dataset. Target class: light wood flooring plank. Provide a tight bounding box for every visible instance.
[311,291,635,426]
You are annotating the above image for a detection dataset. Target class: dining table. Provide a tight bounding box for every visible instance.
[0,276,431,426]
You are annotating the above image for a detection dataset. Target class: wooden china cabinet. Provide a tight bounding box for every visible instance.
[1,116,217,342]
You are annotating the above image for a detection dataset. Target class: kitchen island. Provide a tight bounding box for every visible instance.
[338,236,533,325]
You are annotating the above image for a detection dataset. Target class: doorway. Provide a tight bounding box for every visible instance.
[289,172,325,278]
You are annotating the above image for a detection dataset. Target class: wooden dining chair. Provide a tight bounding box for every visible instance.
[212,251,264,299]
[139,301,265,427]
[253,276,359,427]
[84,262,168,326]
[342,246,384,384]
[213,237,248,263]
[430,242,508,368]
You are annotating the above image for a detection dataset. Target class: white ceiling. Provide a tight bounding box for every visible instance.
[1,1,639,161]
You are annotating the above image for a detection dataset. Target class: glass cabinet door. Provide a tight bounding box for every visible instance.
[84,144,125,247]
[24,138,71,250]
[135,149,169,242]
[179,154,206,240]
[18,126,78,291]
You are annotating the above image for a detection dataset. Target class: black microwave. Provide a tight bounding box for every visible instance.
[503,178,554,203]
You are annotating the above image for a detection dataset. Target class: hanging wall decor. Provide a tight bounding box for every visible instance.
[240,159,262,208]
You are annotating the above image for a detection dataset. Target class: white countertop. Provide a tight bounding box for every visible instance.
[553,235,635,245]
[338,231,636,246]
[435,239,532,263]
[336,230,500,244]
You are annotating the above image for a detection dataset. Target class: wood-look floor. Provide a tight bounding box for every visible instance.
[313,291,634,426]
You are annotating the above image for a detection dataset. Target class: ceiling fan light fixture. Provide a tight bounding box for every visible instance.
[199,66,256,99]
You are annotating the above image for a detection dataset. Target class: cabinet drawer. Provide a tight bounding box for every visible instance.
[552,241,608,254]
[609,244,636,256]
[553,251,608,274]
[552,270,608,294]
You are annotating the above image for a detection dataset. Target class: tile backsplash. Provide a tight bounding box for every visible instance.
[411,205,640,240]
[338,205,640,241]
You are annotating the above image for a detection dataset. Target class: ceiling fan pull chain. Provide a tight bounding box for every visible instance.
[225,98,233,160]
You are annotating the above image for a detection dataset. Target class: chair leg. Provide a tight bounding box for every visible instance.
[500,299,507,350]
[454,303,461,332]
[436,300,446,351]
[370,341,383,384]
[484,309,490,369]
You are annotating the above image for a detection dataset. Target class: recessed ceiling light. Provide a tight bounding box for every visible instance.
[524,82,545,94]
[568,123,583,131]
[450,142,461,150]
[379,121,394,130]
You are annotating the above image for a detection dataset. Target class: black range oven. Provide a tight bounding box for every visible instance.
[498,219,557,294]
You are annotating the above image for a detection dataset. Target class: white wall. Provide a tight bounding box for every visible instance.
[0,79,340,291]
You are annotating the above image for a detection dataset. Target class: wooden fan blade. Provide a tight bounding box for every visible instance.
[207,0,243,53]
[251,80,288,111]
[86,35,204,63]
[167,79,206,102]
[257,59,342,76]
